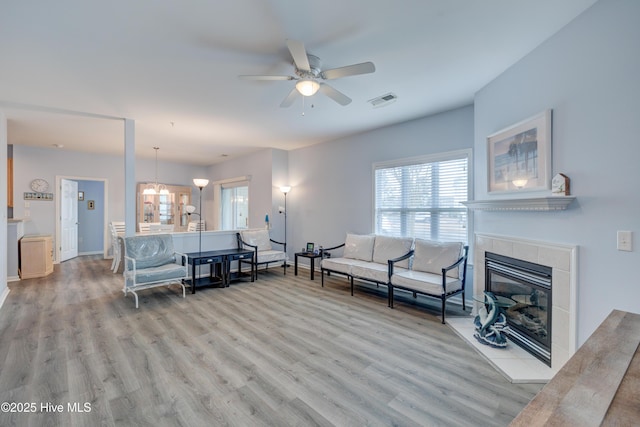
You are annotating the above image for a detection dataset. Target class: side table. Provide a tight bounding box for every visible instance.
[185,251,226,293]
[185,248,255,293]
[294,252,325,280]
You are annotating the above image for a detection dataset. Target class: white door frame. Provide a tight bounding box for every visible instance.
[60,178,79,262]
[55,175,109,263]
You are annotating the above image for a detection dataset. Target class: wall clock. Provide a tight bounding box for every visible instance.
[30,178,50,193]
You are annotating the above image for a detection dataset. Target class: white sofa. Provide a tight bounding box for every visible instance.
[321,233,469,323]
[236,229,287,280]
[388,238,469,324]
[320,234,413,302]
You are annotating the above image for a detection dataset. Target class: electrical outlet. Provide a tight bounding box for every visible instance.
[24,210,30,217]
[617,231,633,251]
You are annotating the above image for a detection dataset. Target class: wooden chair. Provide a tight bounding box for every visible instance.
[187,220,205,232]
[149,223,174,233]
[109,221,126,272]
[138,222,159,233]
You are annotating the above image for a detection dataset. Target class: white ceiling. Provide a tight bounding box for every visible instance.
[0,0,597,166]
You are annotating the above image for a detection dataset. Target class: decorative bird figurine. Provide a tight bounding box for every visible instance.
[473,292,508,348]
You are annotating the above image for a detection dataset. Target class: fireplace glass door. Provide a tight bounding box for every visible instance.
[486,252,552,365]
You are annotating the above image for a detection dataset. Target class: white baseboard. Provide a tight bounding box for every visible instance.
[7,275,20,282]
[0,286,10,311]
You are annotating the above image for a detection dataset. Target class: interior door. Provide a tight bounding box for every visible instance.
[60,178,79,262]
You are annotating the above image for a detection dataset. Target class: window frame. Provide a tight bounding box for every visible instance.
[372,148,473,243]
[212,175,252,230]
[220,182,249,230]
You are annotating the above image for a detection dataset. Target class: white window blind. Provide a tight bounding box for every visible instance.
[374,151,469,243]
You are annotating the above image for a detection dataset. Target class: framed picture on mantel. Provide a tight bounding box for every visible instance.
[487,109,552,194]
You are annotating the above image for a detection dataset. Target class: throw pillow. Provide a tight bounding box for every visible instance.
[412,239,463,278]
[343,233,375,261]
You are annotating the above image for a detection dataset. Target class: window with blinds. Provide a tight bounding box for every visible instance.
[374,150,470,243]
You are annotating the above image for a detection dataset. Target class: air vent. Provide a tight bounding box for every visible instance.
[368,92,397,108]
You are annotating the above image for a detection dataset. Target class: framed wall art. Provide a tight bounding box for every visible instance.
[487,109,552,194]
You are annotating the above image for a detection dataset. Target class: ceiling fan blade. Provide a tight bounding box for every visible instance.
[238,75,294,81]
[280,87,299,108]
[321,62,376,80]
[319,83,352,106]
[286,39,310,72]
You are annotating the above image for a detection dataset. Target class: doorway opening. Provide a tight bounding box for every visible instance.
[55,176,108,263]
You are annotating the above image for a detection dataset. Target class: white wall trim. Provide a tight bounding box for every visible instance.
[55,175,109,262]
[0,287,10,311]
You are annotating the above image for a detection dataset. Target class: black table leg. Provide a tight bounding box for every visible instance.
[294,254,299,276]
[191,262,197,294]
[310,257,315,280]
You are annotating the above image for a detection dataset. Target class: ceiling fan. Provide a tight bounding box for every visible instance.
[239,40,375,107]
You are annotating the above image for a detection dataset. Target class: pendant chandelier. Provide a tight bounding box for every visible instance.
[143,147,169,195]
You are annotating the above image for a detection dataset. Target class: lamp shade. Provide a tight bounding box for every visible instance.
[185,205,196,214]
[193,178,209,189]
[512,179,528,189]
[280,185,291,194]
[295,79,320,96]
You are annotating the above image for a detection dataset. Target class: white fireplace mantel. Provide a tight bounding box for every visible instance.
[461,196,576,211]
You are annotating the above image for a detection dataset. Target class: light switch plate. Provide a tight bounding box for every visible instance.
[617,231,632,251]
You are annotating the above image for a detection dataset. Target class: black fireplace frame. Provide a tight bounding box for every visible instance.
[485,252,552,366]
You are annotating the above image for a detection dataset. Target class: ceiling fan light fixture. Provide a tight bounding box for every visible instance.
[296,79,320,96]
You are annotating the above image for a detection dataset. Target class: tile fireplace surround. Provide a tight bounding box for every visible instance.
[449,233,578,383]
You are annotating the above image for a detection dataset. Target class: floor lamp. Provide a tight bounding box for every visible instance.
[190,178,209,254]
[280,186,291,270]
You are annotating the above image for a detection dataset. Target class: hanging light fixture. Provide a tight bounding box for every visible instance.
[295,79,320,97]
[143,147,170,195]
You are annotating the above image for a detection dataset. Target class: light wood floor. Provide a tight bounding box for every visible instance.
[0,256,542,426]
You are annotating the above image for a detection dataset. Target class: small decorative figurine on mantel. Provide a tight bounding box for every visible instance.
[551,173,570,196]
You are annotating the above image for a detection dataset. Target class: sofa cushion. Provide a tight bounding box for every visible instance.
[241,230,272,251]
[351,260,406,284]
[321,257,353,275]
[391,270,463,295]
[124,234,177,269]
[132,262,187,285]
[412,239,463,278]
[372,235,413,268]
[343,233,375,262]
[256,250,286,264]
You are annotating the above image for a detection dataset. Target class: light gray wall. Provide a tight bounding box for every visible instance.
[206,148,278,235]
[271,149,289,245]
[288,105,474,257]
[12,145,207,256]
[473,0,640,344]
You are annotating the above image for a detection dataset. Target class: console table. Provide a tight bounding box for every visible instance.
[511,309,640,426]
[185,248,254,293]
